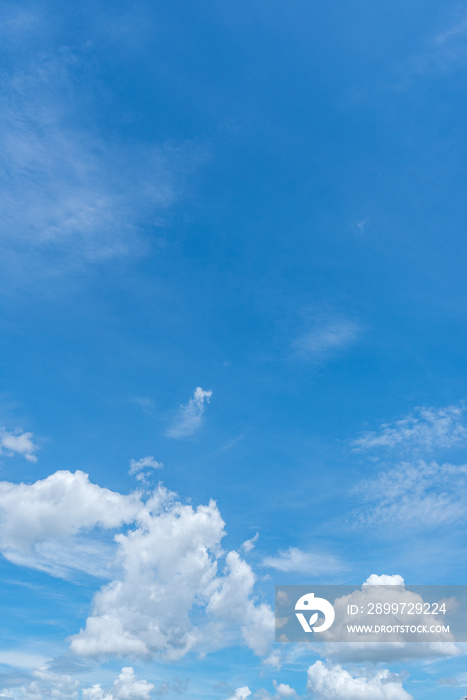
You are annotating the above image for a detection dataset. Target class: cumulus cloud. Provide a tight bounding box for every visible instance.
[262,547,344,576]
[272,680,296,697]
[363,574,405,586]
[315,576,460,663]
[166,387,212,438]
[352,460,467,530]
[0,470,141,575]
[0,664,154,700]
[70,495,274,660]
[306,661,413,700]
[0,470,274,661]
[0,427,38,462]
[226,688,251,700]
[21,666,80,699]
[82,667,154,700]
[352,404,467,453]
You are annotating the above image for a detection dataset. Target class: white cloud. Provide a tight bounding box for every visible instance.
[0,470,142,576]
[166,387,213,438]
[82,687,113,700]
[0,470,274,661]
[129,456,163,475]
[23,666,80,699]
[241,533,259,554]
[272,680,296,697]
[0,427,38,462]
[262,649,283,669]
[352,460,467,530]
[352,404,467,452]
[0,664,154,700]
[262,547,344,576]
[306,662,413,700]
[108,666,154,700]
[65,483,273,660]
[226,688,251,700]
[293,319,359,360]
[315,576,460,663]
[363,574,405,586]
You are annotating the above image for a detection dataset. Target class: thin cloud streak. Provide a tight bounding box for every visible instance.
[293,319,360,361]
[262,547,345,576]
[0,8,204,282]
[166,387,213,439]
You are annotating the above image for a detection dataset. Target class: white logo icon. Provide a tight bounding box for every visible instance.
[295,592,335,633]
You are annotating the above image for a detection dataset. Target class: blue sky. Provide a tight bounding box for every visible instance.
[1,0,467,698]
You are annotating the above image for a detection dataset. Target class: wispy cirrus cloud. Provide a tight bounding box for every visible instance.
[435,14,467,45]
[0,427,38,462]
[402,10,467,79]
[241,533,259,554]
[293,318,360,361]
[352,460,467,530]
[166,387,213,439]
[262,547,344,576]
[352,404,467,453]
[0,7,202,281]
[129,456,163,475]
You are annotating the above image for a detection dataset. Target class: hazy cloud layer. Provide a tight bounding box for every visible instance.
[0,6,202,283]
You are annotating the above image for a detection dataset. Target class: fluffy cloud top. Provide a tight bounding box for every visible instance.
[0,470,141,554]
[226,688,251,700]
[82,667,154,700]
[70,491,274,659]
[315,577,460,663]
[307,662,413,700]
[0,470,274,661]
[272,680,296,697]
